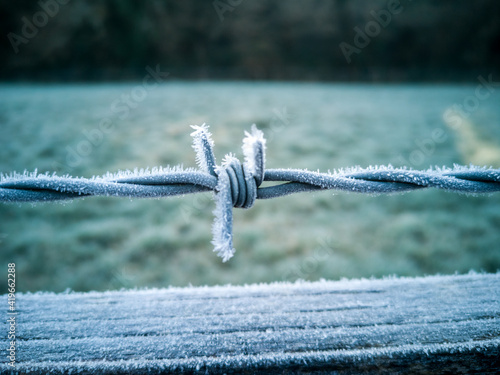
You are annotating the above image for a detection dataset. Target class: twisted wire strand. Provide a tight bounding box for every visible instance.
[1,124,499,261]
[3,166,499,202]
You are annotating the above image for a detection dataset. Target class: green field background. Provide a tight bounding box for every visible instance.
[1,82,499,292]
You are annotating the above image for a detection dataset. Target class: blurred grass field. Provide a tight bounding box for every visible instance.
[1,82,499,292]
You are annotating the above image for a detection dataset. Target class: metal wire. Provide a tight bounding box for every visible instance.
[1,124,499,261]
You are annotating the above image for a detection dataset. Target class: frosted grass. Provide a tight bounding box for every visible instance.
[0,82,499,292]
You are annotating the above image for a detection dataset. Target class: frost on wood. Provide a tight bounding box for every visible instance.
[1,273,498,373]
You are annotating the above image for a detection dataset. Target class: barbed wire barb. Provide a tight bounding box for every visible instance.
[1,125,499,261]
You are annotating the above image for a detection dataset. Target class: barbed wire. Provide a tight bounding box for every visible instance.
[1,124,499,261]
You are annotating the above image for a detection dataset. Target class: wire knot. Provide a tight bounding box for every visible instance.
[2,123,500,264]
[190,124,266,261]
[220,156,259,208]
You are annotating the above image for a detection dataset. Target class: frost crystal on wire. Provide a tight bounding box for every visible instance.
[1,124,500,262]
[190,123,216,176]
[242,124,266,185]
[212,164,235,262]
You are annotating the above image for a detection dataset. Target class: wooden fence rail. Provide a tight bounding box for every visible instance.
[1,272,499,374]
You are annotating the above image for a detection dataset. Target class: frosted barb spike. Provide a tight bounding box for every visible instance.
[190,124,217,177]
[242,124,266,186]
[1,124,499,263]
[212,165,236,262]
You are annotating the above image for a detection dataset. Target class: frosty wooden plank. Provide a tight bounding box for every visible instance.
[1,272,499,374]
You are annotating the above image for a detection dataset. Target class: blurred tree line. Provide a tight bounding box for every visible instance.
[1,0,499,81]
